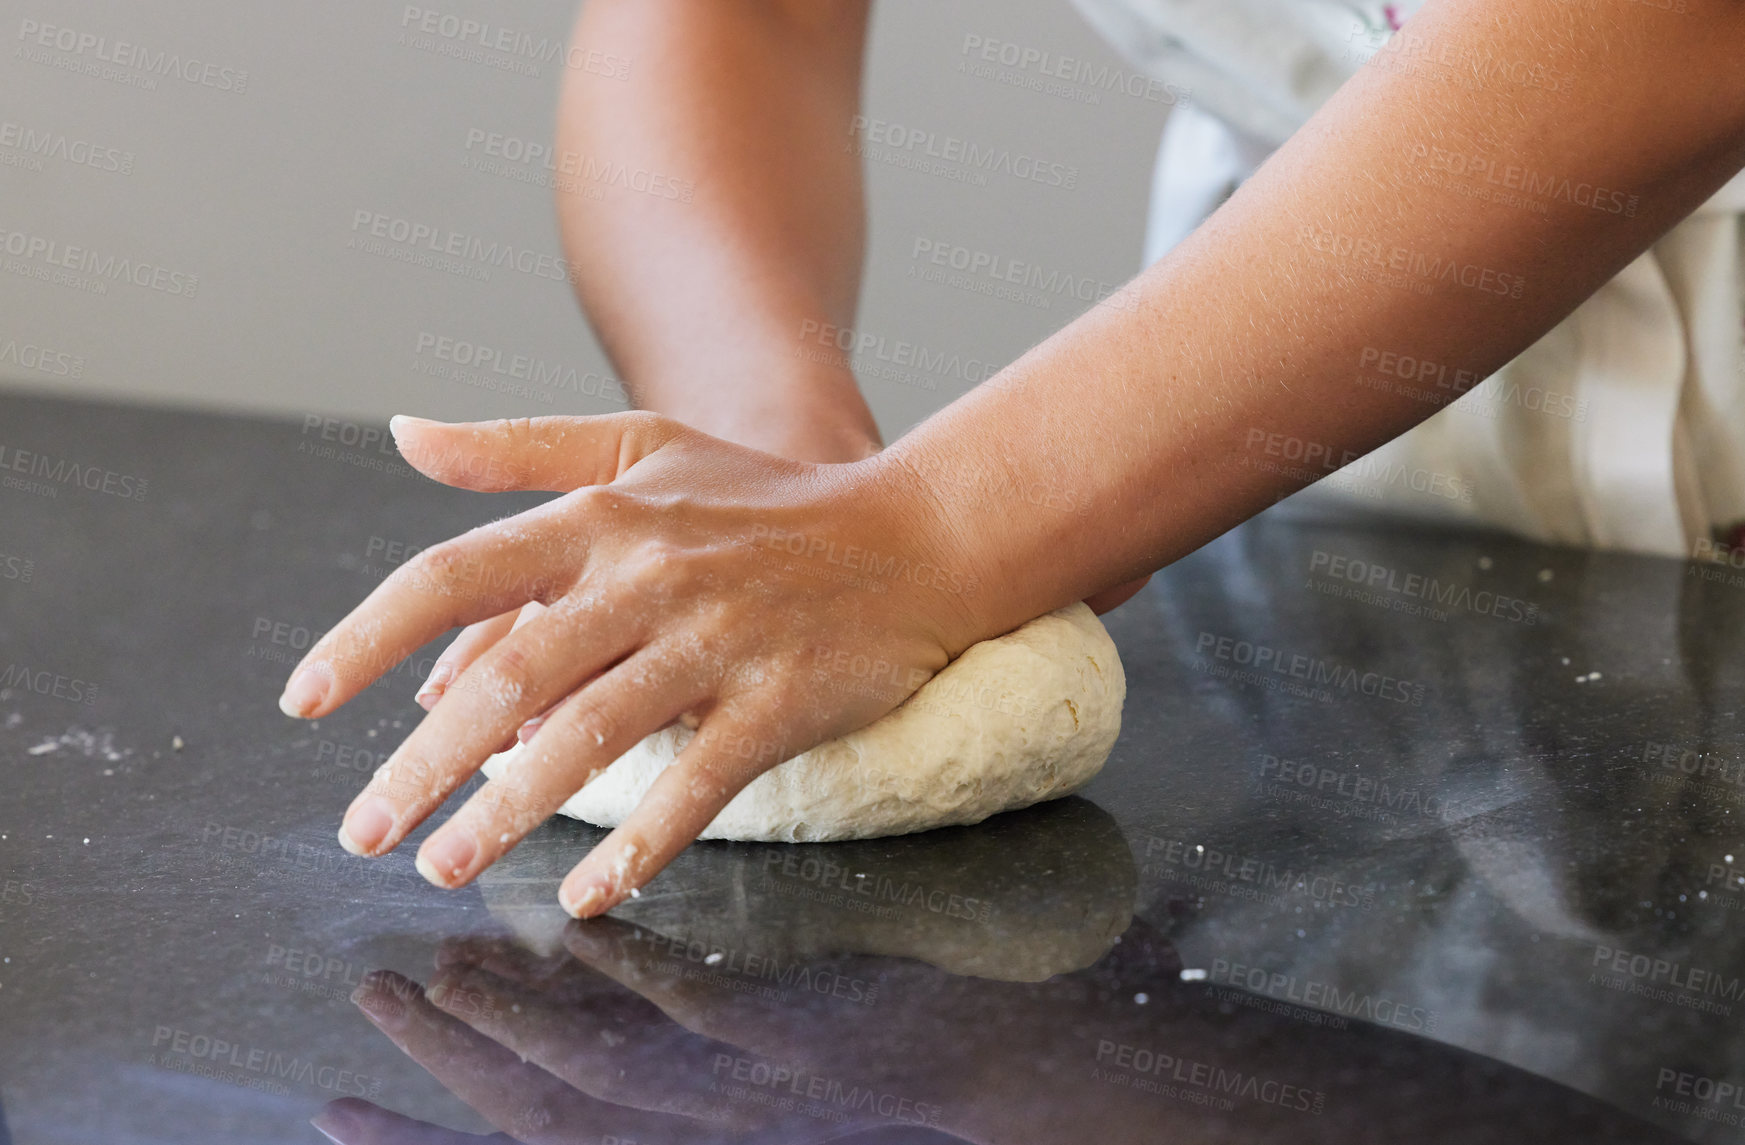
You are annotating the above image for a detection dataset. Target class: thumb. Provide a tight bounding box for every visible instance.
[388,411,685,492]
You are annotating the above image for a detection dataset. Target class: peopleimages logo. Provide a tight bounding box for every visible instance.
[910,238,1132,313]
[1408,143,1639,216]
[0,120,133,174]
[149,1026,382,1097]
[794,319,1000,390]
[1307,550,1539,625]
[400,7,630,79]
[1641,741,1745,799]
[1092,1041,1325,1114]
[1208,959,1437,1033]
[848,116,1078,189]
[958,34,1190,107]
[1143,837,1376,909]
[1589,944,1742,1015]
[1296,223,1526,299]
[16,19,248,92]
[0,337,83,378]
[413,332,628,403]
[348,209,578,285]
[1194,631,1425,705]
[0,225,198,298]
[463,129,693,202]
[1257,753,1457,821]
[1656,1068,1745,1120]
[0,443,147,500]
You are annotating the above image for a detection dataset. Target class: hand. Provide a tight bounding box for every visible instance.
[315,945,866,1144]
[278,412,991,916]
[413,397,885,738]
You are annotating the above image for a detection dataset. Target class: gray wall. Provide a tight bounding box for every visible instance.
[0,0,1170,440]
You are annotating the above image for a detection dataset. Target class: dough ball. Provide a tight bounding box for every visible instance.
[481,602,1124,842]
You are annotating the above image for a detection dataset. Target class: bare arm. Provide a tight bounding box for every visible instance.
[882,0,1745,638]
[555,0,878,463]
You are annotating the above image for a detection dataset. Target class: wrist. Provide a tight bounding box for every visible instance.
[861,409,1133,643]
[633,359,881,464]
[838,445,1007,654]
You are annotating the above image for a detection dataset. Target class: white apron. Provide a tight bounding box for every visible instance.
[1070,0,1745,556]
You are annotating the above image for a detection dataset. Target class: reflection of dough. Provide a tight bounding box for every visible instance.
[478,798,1137,981]
[482,602,1125,842]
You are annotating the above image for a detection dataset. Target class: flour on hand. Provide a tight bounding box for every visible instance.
[480,602,1125,842]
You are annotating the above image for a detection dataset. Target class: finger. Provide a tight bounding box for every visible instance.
[350,971,691,1145]
[560,924,879,1054]
[312,1097,514,1144]
[413,647,705,889]
[516,708,555,744]
[420,605,555,758]
[559,713,788,918]
[415,609,520,711]
[351,971,590,1142]
[434,936,644,1005]
[429,961,749,1127]
[389,411,684,494]
[278,506,578,720]
[434,934,574,980]
[503,605,565,749]
[340,600,639,860]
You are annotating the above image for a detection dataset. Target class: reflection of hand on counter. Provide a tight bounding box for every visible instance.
[326,915,1684,1144]
[479,797,1136,982]
[313,958,844,1144]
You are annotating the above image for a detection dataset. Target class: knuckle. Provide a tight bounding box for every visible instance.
[617,539,694,598]
[544,698,620,758]
[404,539,473,589]
[527,577,567,608]
[697,720,785,773]
[618,409,671,437]
[631,536,683,571]
[572,701,621,757]
[564,483,625,518]
[681,750,758,801]
[575,702,620,748]
[760,671,812,714]
[494,416,537,448]
[474,644,538,709]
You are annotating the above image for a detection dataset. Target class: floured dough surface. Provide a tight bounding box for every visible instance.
[481,602,1125,842]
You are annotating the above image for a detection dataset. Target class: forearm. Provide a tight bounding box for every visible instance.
[878,0,1745,641]
[556,0,878,461]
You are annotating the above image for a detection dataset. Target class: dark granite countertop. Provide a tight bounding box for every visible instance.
[2,390,1742,1143]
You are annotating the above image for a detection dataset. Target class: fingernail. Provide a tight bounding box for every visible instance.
[562,877,610,919]
[416,829,478,888]
[340,797,396,855]
[352,982,406,1023]
[517,715,545,743]
[414,662,454,709]
[389,414,442,439]
[278,665,329,718]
